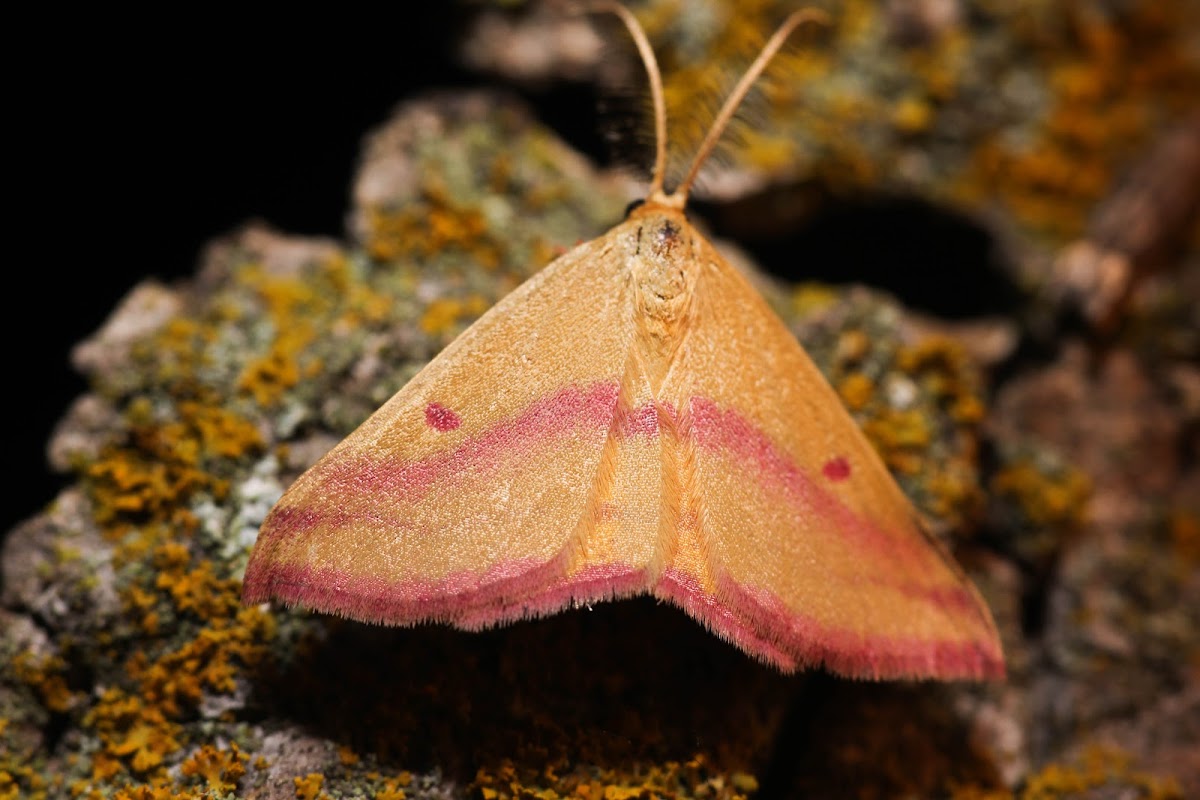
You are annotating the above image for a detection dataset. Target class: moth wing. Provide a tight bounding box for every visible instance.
[243,233,651,627]
[657,239,1004,679]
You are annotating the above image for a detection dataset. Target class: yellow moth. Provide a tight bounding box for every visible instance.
[243,4,1004,680]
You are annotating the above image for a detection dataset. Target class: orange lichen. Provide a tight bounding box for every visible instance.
[77,599,273,785]
[373,772,411,800]
[471,753,756,800]
[419,295,491,337]
[136,318,218,388]
[178,742,248,795]
[898,338,987,425]
[84,689,182,780]
[864,407,932,474]
[85,400,263,538]
[324,256,393,329]
[892,94,935,135]
[294,772,329,800]
[924,467,984,523]
[838,371,875,410]
[835,328,871,363]
[132,605,274,712]
[241,267,323,320]
[1016,745,1183,800]
[152,549,244,621]
[108,787,176,800]
[11,652,76,714]
[336,745,360,767]
[0,770,27,800]
[365,185,503,269]
[76,531,274,786]
[69,743,252,799]
[991,457,1091,532]
[236,285,324,405]
[827,333,988,531]
[616,0,1200,247]
[238,330,313,406]
[968,1,1200,238]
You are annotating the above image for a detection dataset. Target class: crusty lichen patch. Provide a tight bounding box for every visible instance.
[989,449,1092,570]
[469,0,1198,274]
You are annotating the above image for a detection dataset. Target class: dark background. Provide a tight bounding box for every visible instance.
[8,8,1005,538]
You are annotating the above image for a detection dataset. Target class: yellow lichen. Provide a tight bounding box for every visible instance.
[77,536,274,785]
[470,753,755,800]
[838,371,875,410]
[237,330,311,407]
[991,457,1091,531]
[294,772,329,800]
[84,689,182,780]
[374,771,411,800]
[1017,745,1183,800]
[365,187,503,268]
[419,295,491,337]
[790,283,841,316]
[178,742,248,794]
[892,94,934,134]
[336,745,360,767]
[967,1,1199,238]
[11,652,76,714]
[86,401,262,538]
[864,408,932,474]
[109,787,176,800]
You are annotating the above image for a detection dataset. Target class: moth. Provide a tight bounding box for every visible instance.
[243,4,1004,680]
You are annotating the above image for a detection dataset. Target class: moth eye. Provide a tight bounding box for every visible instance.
[623,198,646,218]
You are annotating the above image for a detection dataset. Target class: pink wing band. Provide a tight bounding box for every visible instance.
[244,381,1003,678]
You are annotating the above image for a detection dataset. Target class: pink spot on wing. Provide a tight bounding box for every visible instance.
[822,456,851,481]
[686,397,934,572]
[424,402,461,432]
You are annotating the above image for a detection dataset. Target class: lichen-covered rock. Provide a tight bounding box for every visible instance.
[463,0,1200,247]
[988,342,1200,795]
[1,489,119,634]
[3,50,1197,800]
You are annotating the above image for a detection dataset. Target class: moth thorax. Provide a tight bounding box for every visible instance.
[630,216,698,335]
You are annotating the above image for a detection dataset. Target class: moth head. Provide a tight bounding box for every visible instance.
[625,202,699,329]
[627,201,693,263]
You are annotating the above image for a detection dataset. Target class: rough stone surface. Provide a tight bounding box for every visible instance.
[2,10,1197,796]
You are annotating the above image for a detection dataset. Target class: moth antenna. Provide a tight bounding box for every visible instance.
[673,9,830,206]
[582,2,669,199]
